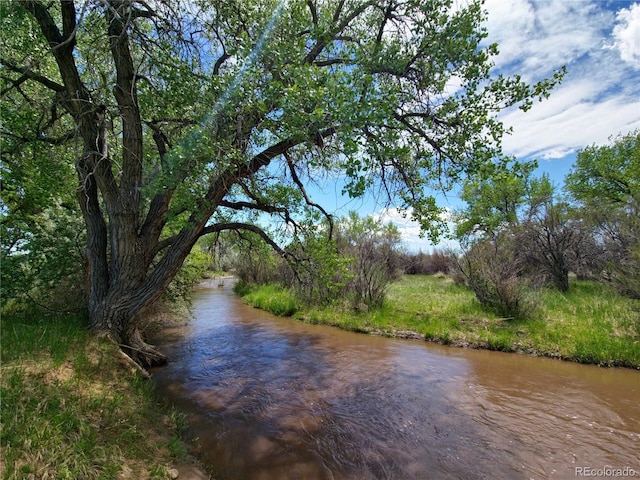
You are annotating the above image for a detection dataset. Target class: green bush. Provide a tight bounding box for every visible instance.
[453,234,539,319]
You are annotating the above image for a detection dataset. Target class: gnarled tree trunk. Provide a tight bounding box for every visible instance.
[24,0,196,367]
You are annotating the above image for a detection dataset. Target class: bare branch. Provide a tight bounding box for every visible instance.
[202,222,291,259]
[218,199,289,217]
[313,58,351,67]
[229,198,301,235]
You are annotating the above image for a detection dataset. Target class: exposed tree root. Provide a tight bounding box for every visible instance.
[114,344,153,379]
[122,339,168,370]
[103,332,168,377]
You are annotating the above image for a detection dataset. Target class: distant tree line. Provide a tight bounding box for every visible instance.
[450,130,639,318]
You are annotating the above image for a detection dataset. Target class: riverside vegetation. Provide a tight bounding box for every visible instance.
[0,312,210,480]
[238,274,640,369]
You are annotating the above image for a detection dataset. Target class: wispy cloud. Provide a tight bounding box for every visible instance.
[483,0,640,160]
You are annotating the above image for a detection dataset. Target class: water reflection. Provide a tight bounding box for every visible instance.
[152,282,640,480]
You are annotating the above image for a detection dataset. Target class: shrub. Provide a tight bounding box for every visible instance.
[335,212,403,309]
[453,234,539,319]
[402,250,452,275]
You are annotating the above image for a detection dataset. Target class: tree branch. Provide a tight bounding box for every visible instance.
[0,59,65,93]
[202,222,291,259]
[303,1,374,64]
[284,152,334,238]
[306,0,318,25]
[219,199,287,215]
[106,1,144,199]
[1,129,76,146]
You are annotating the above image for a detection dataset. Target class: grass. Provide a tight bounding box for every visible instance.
[240,275,640,368]
[235,282,299,317]
[0,313,207,480]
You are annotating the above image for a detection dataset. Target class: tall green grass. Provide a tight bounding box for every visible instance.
[1,313,88,364]
[237,283,299,317]
[240,275,640,368]
[1,314,203,479]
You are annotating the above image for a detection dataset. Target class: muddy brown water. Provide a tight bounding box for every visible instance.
[151,280,639,480]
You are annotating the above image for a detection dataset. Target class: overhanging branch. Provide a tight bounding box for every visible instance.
[1,129,76,147]
[284,151,334,239]
[208,127,337,207]
[202,222,291,260]
[219,199,288,216]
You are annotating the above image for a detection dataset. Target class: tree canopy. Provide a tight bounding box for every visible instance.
[454,158,539,240]
[565,130,640,207]
[565,130,640,298]
[0,0,563,366]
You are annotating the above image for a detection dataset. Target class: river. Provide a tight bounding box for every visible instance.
[151,280,640,480]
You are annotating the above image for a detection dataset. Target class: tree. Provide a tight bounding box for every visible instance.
[454,159,537,241]
[517,182,585,292]
[455,165,586,293]
[1,0,563,366]
[335,211,403,308]
[565,131,640,297]
[565,131,640,206]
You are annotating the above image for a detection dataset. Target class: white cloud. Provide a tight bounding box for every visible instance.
[483,0,605,80]
[374,207,459,252]
[482,0,640,161]
[500,82,640,159]
[613,3,640,67]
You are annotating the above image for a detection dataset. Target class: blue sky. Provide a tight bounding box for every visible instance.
[363,0,640,251]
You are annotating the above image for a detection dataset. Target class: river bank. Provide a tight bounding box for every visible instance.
[152,281,640,479]
[239,274,640,369]
[0,313,211,480]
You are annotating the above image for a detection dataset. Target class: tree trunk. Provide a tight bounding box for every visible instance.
[22,1,181,368]
[87,225,203,367]
[91,301,167,367]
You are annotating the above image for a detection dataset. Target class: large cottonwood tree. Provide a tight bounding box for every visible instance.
[1,0,562,366]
